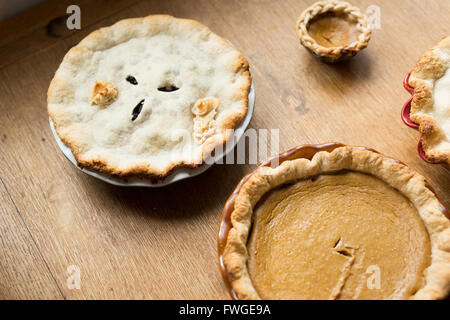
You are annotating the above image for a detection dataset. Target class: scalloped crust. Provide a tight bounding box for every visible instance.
[408,35,450,164]
[48,15,251,180]
[296,0,372,61]
[223,146,450,300]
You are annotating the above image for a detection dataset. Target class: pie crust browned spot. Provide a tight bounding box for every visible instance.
[222,147,450,300]
[408,35,450,164]
[91,80,118,106]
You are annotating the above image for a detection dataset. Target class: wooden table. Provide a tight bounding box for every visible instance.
[0,0,448,299]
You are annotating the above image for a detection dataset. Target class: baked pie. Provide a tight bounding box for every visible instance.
[296,0,372,63]
[220,145,450,300]
[408,36,450,164]
[48,15,251,179]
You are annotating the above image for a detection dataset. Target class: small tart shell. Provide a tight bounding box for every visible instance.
[221,146,450,300]
[296,0,372,63]
[48,15,251,180]
[408,35,450,164]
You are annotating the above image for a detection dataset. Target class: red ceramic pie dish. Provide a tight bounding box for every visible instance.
[402,72,446,164]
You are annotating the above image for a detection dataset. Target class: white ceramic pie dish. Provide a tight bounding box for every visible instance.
[49,81,255,187]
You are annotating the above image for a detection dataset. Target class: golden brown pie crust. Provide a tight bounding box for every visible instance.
[48,15,251,180]
[222,146,450,300]
[408,36,450,164]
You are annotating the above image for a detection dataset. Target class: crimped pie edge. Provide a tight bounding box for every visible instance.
[223,146,450,300]
[47,14,251,180]
[408,35,450,164]
[296,0,372,60]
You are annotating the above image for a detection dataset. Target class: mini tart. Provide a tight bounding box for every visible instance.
[408,36,450,164]
[222,146,450,300]
[296,0,372,63]
[48,15,251,180]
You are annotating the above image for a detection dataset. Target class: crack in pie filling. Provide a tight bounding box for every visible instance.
[223,147,450,300]
[47,15,251,179]
[408,35,450,164]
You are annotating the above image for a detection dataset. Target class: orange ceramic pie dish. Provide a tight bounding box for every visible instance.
[218,143,450,300]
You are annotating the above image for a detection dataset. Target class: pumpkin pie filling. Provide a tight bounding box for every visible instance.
[296,1,372,63]
[247,171,431,300]
[308,14,359,48]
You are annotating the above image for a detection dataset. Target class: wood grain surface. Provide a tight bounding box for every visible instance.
[0,0,449,299]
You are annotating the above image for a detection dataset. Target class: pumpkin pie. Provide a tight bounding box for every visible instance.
[47,15,251,179]
[408,36,450,164]
[221,146,450,299]
[296,0,372,62]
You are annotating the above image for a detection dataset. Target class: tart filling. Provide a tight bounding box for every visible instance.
[222,146,450,300]
[296,0,371,62]
[408,35,450,164]
[308,13,359,48]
